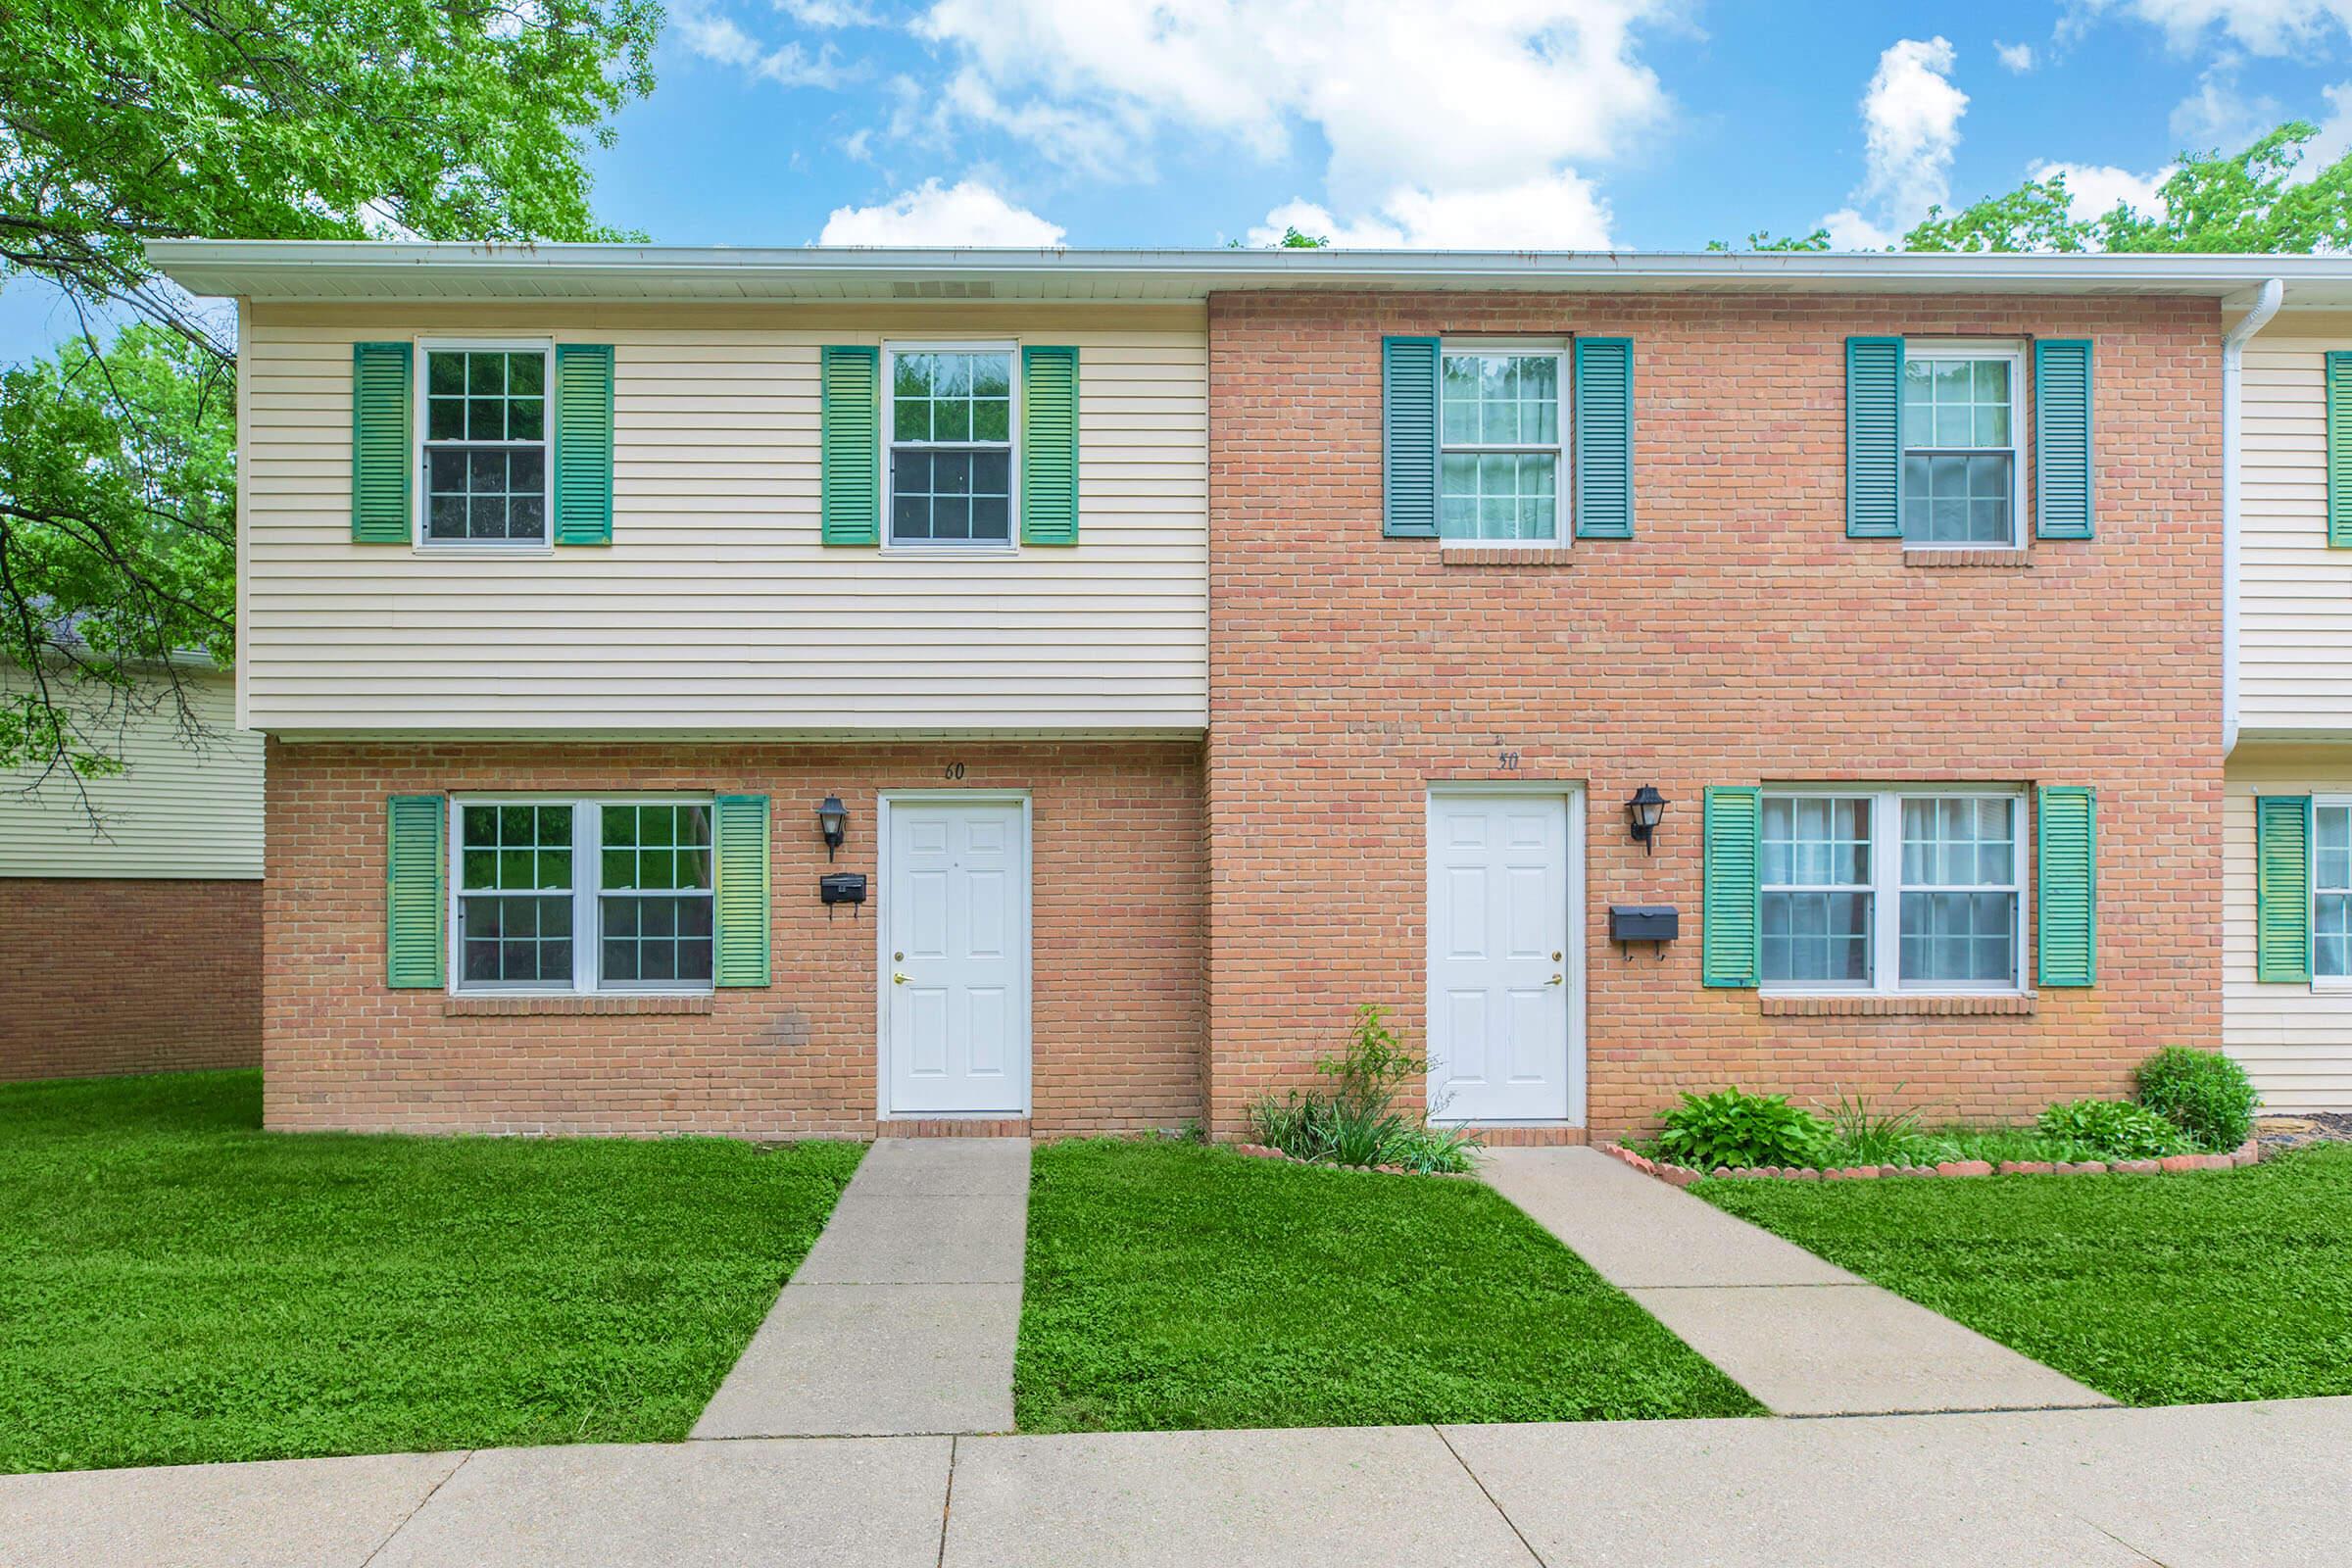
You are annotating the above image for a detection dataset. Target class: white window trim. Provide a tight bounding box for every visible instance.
[447,793,716,997]
[1900,339,2029,553]
[881,339,1021,557]
[414,337,557,551]
[2311,795,2352,990]
[1437,337,1570,548]
[1760,784,2032,997]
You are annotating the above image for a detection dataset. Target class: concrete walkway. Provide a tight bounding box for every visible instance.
[1479,1146,2111,1416]
[7,1398,2347,1567]
[691,1137,1029,1439]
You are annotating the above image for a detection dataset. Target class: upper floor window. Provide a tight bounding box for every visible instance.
[422,345,550,546]
[1761,788,2025,993]
[1901,345,2022,549]
[2316,803,2352,979]
[888,346,1014,547]
[1439,347,1564,543]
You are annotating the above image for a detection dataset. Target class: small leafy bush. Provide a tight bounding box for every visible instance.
[1658,1088,1829,1171]
[2134,1047,2258,1153]
[2035,1099,2193,1160]
[1244,1004,1479,1173]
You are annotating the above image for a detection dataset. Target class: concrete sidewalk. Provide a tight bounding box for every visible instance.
[691,1137,1030,1439]
[6,1398,2347,1567]
[1479,1146,2111,1416]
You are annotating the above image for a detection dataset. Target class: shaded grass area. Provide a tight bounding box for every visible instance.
[0,1070,863,1473]
[1014,1139,1759,1433]
[1700,1145,2352,1405]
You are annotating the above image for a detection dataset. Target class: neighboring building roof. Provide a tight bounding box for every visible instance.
[146,241,2352,311]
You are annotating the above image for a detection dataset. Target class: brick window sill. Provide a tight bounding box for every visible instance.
[1759,992,2036,1017]
[1903,549,2032,569]
[1440,546,1577,567]
[443,994,715,1017]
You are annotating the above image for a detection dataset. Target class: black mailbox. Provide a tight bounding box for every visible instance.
[1609,905,1678,943]
[819,872,868,906]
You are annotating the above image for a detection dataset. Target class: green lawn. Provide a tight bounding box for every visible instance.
[0,1070,862,1474]
[1700,1145,2352,1405]
[1014,1139,1759,1432]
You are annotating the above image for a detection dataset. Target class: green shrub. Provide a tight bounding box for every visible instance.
[2035,1099,2193,1160]
[1659,1088,1829,1171]
[2134,1047,2258,1152]
[1816,1090,1940,1167]
[1244,1004,1479,1173]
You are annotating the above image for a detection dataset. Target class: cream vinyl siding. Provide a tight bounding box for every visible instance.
[2239,318,2352,735]
[2224,749,2352,1109]
[0,666,263,879]
[240,303,1208,735]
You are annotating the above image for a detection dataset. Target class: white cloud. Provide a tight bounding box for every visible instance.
[678,5,849,86]
[2300,80,2352,175]
[906,0,1671,244]
[1817,37,1968,248]
[2069,0,2352,54]
[1247,172,1615,249]
[2028,159,2176,220]
[1995,40,2038,71]
[775,0,877,24]
[816,179,1066,246]
[2169,57,2281,148]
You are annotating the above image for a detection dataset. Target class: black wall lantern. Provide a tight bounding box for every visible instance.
[1626,785,1667,853]
[816,794,849,860]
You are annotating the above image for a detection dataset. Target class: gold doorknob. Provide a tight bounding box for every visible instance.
[1546,973,1564,986]
[893,971,909,985]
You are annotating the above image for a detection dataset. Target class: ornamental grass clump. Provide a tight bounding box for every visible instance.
[2133,1047,2258,1153]
[1245,1004,1479,1174]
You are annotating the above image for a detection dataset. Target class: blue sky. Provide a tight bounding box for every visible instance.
[7,0,2352,362]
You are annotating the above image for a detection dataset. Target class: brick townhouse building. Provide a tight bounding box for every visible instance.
[140,242,2346,1140]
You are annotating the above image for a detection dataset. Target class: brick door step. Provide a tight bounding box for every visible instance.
[1601,1138,2260,1187]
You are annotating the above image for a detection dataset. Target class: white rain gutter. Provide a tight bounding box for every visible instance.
[2223,277,2285,758]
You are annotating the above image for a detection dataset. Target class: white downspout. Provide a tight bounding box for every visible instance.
[2224,277,2285,758]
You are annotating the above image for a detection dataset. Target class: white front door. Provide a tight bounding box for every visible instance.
[885,798,1030,1116]
[1427,792,1579,1123]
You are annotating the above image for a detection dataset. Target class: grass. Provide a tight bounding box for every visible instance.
[1013,1138,1759,1432]
[0,1070,863,1474]
[1699,1144,2352,1405]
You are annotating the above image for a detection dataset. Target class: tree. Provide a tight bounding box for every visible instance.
[0,0,661,779]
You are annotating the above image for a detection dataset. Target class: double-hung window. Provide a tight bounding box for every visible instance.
[1439,346,1565,543]
[421,343,551,545]
[2315,803,2352,979]
[1901,344,2023,549]
[887,345,1015,547]
[454,798,713,992]
[1761,789,2026,992]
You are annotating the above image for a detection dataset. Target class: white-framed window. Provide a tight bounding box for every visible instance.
[885,342,1016,548]
[1762,787,2028,993]
[2315,800,2352,979]
[1439,343,1566,544]
[1901,341,2026,550]
[452,796,713,993]
[417,339,553,547]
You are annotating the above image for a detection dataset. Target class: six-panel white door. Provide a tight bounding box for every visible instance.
[1427,793,1576,1123]
[885,799,1029,1116]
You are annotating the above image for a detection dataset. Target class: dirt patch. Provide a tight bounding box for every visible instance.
[2256,1112,2352,1154]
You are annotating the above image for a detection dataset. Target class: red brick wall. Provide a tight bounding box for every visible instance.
[0,879,261,1080]
[264,739,1205,1136]
[1205,290,2224,1140]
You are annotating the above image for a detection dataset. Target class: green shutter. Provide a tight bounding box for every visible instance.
[2035,786,2097,987]
[820,346,880,546]
[2256,795,2314,982]
[2034,339,2094,540]
[713,794,771,988]
[1701,786,1761,988]
[385,794,445,989]
[1021,345,1080,545]
[553,343,614,546]
[352,342,413,543]
[1574,337,1634,539]
[2328,353,2352,548]
[1383,336,1439,538]
[1846,336,1903,538]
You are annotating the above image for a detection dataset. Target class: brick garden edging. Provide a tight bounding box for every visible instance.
[1601,1138,2261,1189]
